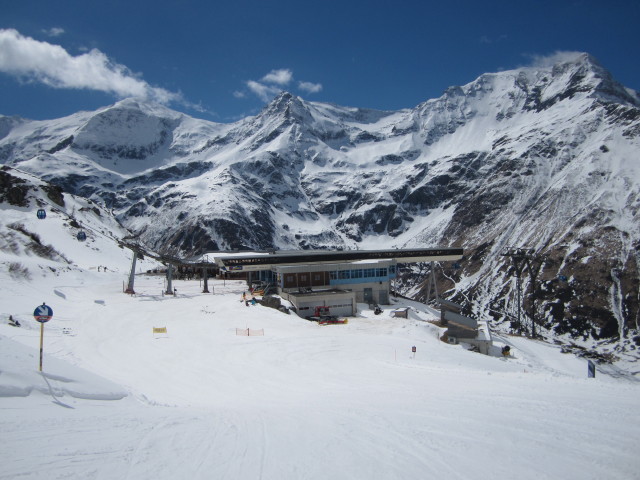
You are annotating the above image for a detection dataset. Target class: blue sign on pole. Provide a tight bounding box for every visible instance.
[33,303,53,323]
[33,303,53,371]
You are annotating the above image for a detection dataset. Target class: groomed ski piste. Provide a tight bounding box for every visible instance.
[1,268,638,480]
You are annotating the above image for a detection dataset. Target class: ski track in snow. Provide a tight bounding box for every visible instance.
[1,275,639,480]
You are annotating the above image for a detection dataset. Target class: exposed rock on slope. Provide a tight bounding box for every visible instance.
[1,53,638,360]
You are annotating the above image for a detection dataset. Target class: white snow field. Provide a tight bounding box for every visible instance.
[1,272,638,480]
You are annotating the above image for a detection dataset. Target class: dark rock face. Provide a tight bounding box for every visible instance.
[43,184,65,207]
[0,167,65,209]
[0,168,29,206]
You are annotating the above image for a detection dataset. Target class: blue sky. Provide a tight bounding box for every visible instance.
[1,0,638,122]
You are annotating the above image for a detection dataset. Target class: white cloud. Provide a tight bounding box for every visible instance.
[0,28,183,105]
[298,81,322,94]
[525,51,586,68]
[261,68,293,85]
[246,80,282,102]
[239,68,324,102]
[479,34,507,45]
[42,27,65,37]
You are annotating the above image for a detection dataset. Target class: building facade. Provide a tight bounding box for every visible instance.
[207,248,463,319]
[274,259,396,305]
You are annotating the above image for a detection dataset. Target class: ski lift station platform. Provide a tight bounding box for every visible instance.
[204,248,463,319]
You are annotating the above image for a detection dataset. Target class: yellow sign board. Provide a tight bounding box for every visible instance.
[153,327,167,334]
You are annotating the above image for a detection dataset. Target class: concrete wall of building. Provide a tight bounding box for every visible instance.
[282,290,356,318]
[349,281,390,305]
[279,281,391,305]
[445,311,478,339]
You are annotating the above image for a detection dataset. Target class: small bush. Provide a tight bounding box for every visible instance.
[28,242,56,259]
[0,232,20,255]
[7,223,41,244]
[8,262,31,280]
[7,222,69,262]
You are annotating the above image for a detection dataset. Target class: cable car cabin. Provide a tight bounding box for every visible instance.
[77,231,87,241]
[37,209,46,219]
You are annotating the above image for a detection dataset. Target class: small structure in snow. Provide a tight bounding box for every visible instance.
[391,307,409,319]
[284,288,356,319]
[444,310,492,355]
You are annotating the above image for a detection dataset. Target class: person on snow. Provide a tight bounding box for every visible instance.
[8,315,20,327]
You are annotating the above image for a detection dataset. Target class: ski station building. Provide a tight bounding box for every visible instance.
[206,248,463,319]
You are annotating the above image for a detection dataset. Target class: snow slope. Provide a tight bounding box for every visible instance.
[1,271,638,480]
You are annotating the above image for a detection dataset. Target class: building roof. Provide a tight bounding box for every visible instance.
[204,248,463,272]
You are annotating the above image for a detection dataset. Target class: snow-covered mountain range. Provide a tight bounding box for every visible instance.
[1,52,639,360]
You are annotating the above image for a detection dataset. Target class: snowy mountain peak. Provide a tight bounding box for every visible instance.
[258,91,314,124]
[73,99,181,160]
[513,51,639,108]
[0,115,26,141]
[1,53,639,352]
[102,97,185,120]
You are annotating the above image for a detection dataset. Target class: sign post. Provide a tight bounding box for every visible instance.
[33,303,53,372]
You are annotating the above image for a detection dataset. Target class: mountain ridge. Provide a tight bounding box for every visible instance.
[1,52,639,361]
